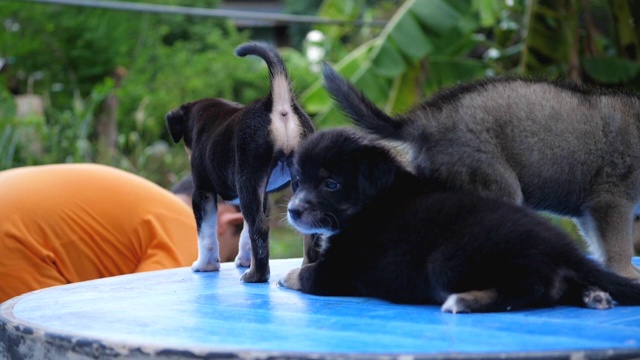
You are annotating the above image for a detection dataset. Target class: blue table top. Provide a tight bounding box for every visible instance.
[2,258,640,359]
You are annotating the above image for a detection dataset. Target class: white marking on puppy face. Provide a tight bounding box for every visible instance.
[192,200,221,272]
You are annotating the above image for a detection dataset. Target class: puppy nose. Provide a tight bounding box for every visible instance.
[288,208,302,221]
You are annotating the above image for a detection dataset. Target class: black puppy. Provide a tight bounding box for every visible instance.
[166,42,314,282]
[280,129,640,312]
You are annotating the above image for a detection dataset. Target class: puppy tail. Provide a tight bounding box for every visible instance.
[572,258,640,305]
[322,63,403,140]
[235,42,293,111]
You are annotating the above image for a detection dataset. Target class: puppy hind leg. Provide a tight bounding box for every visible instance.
[577,199,639,279]
[442,282,548,313]
[238,186,271,283]
[191,192,221,272]
[633,215,640,254]
[234,221,252,267]
[441,289,498,314]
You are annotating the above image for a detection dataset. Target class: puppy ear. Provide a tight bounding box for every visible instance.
[357,146,398,200]
[165,108,185,143]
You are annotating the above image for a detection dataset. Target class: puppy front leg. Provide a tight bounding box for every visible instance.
[302,234,321,265]
[191,191,221,272]
[279,267,303,290]
[279,262,350,296]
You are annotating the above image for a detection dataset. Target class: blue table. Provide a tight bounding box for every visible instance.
[2,258,640,359]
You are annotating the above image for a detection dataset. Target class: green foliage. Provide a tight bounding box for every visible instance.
[2,0,640,253]
[0,1,313,188]
[303,0,490,128]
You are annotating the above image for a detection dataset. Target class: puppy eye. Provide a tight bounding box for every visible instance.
[323,179,340,191]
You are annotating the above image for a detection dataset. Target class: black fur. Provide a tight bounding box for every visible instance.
[166,42,314,283]
[281,129,640,312]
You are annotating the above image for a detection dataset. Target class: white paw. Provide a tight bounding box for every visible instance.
[277,268,302,290]
[583,287,613,310]
[235,224,252,267]
[234,253,251,267]
[441,294,470,314]
[191,258,220,272]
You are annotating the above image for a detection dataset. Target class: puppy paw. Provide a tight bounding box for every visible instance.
[441,290,498,313]
[583,287,613,310]
[235,225,251,267]
[234,253,251,268]
[277,268,302,290]
[441,294,472,314]
[191,259,220,272]
[240,268,269,283]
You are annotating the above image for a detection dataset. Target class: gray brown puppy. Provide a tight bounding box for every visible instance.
[323,64,640,279]
[165,42,314,282]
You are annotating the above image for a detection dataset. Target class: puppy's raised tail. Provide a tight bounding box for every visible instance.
[322,63,402,140]
[235,42,292,113]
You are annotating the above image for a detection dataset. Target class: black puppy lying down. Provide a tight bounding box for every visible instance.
[279,129,640,312]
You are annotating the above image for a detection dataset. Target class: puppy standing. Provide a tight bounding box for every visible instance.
[322,64,640,279]
[281,129,640,312]
[166,42,314,282]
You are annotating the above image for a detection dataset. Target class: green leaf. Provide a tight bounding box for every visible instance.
[389,12,433,61]
[353,69,392,107]
[428,58,487,90]
[410,0,461,35]
[300,40,376,114]
[474,0,501,27]
[582,56,640,84]
[302,0,482,124]
[385,62,422,113]
[372,40,407,77]
[609,0,639,59]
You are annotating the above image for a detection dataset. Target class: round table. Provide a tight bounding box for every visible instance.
[2,258,640,359]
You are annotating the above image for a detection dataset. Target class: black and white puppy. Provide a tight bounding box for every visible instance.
[322,64,640,280]
[280,128,640,312]
[166,42,314,283]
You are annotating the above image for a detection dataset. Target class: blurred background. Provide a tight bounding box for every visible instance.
[1,0,639,257]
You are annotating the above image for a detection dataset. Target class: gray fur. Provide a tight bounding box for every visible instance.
[324,65,640,279]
